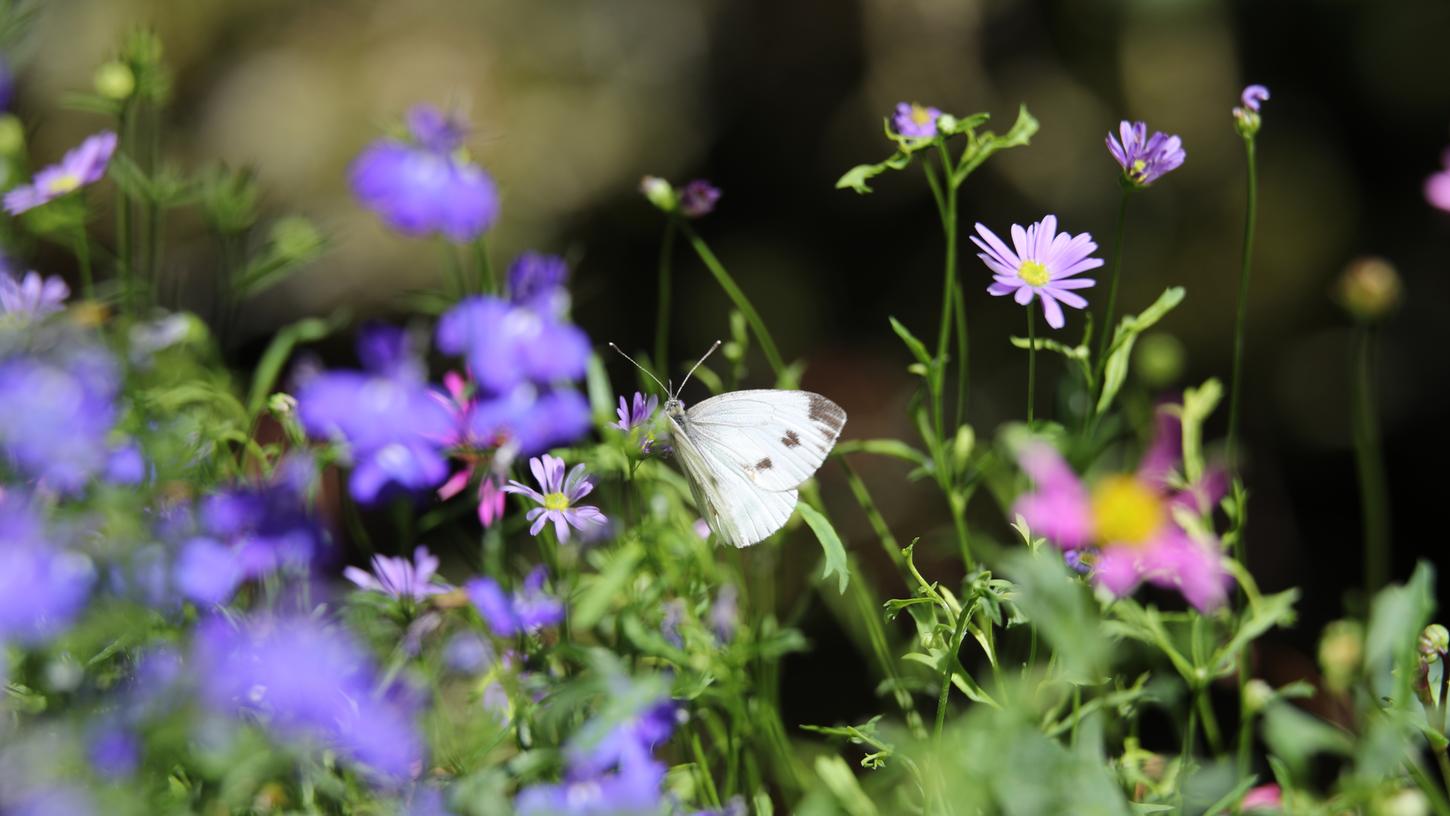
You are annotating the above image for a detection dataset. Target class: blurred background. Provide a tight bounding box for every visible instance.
[5,0,1449,730]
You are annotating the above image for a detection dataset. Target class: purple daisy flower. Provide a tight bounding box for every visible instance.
[503,454,608,542]
[678,179,721,218]
[345,545,450,601]
[0,269,69,316]
[613,391,658,432]
[3,130,117,215]
[891,102,941,139]
[466,566,565,636]
[972,215,1102,329]
[1106,121,1186,188]
[1426,149,1450,213]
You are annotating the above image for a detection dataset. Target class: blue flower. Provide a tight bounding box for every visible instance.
[0,269,69,317]
[466,566,565,637]
[350,105,498,242]
[0,342,121,492]
[507,252,571,316]
[436,296,589,393]
[0,493,93,645]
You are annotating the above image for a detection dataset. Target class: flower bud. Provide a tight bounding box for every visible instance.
[639,175,676,213]
[1420,624,1449,658]
[937,113,959,133]
[1243,679,1274,714]
[0,113,24,156]
[1335,256,1401,323]
[94,61,136,101]
[268,393,298,415]
[951,424,975,474]
[1318,619,1364,693]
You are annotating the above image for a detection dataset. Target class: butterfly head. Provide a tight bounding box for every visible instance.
[663,398,687,423]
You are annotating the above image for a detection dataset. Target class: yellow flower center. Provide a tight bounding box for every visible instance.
[910,104,933,125]
[1090,476,1164,547]
[543,492,570,511]
[45,173,82,195]
[1018,260,1050,287]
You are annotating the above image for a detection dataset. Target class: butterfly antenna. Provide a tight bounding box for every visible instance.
[607,342,669,395]
[675,340,722,399]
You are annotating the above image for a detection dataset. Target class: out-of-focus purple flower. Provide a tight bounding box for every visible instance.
[467,566,565,637]
[345,546,450,601]
[3,131,117,215]
[661,599,685,648]
[350,107,497,242]
[1233,85,1269,136]
[0,55,11,111]
[0,494,93,644]
[710,584,738,643]
[891,102,941,139]
[507,252,570,316]
[973,216,1101,330]
[436,296,590,394]
[104,443,146,485]
[299,326,456,503]
[1426,150,1450,213]
[174,537,245,605]
[693,798,749,816]
[87,722,140,779]
[504,454,608,542]
[6,786,97,816]
[613,392,658,432]
[403,785,453,816]
[0,270,69,316]
[0,343,120,492]
[443,632,493,674]
[678,179,721,218]
[1013,441,1230,612]
[193,615,424,780]
[1106,121,1185,188]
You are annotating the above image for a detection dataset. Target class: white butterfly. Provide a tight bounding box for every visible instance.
[611,342,847,548]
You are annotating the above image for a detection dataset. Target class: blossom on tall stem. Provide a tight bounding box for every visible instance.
[1106,121,1185,188]
[973,215,1100,329]
[3,131,117,215]
[344,546,450,601]
[1425,149,1450,213]
[891,102,941,139]
[678,179,721,218]
[503,454,608,541]
[1227,84,1267,472]
[1233,84,1269,137]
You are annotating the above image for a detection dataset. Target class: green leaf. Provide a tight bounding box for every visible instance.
[798,502,849,594]
[835,152,912,194]
[245,312,349,418]
[999,547,1107,682]
[1177,378,1223,486]
[813,755,880,816]
[1213,588,1298,675]
[571,541,643,630]
[952,105,1040,185]
[1262,701,1353,780]
[832,438,932,468]
[1365,561,1437,701]
[888,316,933,369]
[1095,287,1186,416]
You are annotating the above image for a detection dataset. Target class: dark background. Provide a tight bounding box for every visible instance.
[6,0,1450,731]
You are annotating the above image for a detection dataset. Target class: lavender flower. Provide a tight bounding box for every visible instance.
[3,131,117,214]
[0,493,94,644]
[1233,84,1270,136]
[87,722,140,779]
[710,584,739,643]
[507,252,570,316]
[973,216,1101,329]
[1106,121,1185,188]
[892,102,941,139]
[1240,84,1270,112]
[503,454,608,541]
[0,269,69,317]
[1426,149,1450,213]
[6,787,97,816]
[613,391,658,432]
[345,546,450,601]
[193,615,424,780]
[436,296,590,394]
[350,105,498,242]
[678,179,721,218]
[0,343,121,492]
[467,566,565,636]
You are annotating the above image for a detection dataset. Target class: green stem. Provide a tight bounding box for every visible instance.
[1351,324,1391,595]
[1196,686,1223,754]
[1407,757,1450,816]
[934,603,974,741]
[1236,689,1254,779]
[934,145,960,404]
[473,236,495,295]
[677,220,785,378]
[654,219,677,381]
[115,103,133,313]
[689,724,723,808]
[1026,302,1037,425]
[1227,137,1258,472]
[73,226,94,300]
[953,278,969,428]
[1094,189,1131,379]
[439,239,465,298]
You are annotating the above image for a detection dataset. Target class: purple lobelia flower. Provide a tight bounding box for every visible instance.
[345,545,450,601]
[0,342,121,492]
[436,296,590,394]
[0,269,69,317]
[678,179,721,218]
[504,454,608,542]
[973,216,1101,329]
[507,252,571,316]
[466,566,565,637]
[1233,84,1269,136]
[0,492,94,644]
[299,325,457,503]
[350,105,498,242]
[3,131,117,215]
[1106,121,1185,188]
[193,615,424,780]
[892,102,941,139]
[1426,149,1450,213]
[6,786,97,816]
[613,391,658,432]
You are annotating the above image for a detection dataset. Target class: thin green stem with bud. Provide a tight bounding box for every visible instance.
[677,219,785,379]
[654,218,677,379]
[1227,137,1258,473]
[1094,188,1131,381]
[1352,324,1391,594]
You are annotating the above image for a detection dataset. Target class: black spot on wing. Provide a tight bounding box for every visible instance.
[807,393,846,434]
[782,430,801,447]
[755,457,773,470]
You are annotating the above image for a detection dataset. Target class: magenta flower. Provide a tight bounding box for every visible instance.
[1426,149,1450,213]
[344,546,450,601]
[4,131,117,215]
[973,216,1101,329]
[613,392,658,432]
[503,454,608,541]
[1106,121,1185,188]
[678,180,721,218]
[891,102,941,139]
[1013,441,1230,612]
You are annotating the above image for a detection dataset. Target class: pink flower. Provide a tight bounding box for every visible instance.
[1427,149,1450,213]
[1241,783,1282,812]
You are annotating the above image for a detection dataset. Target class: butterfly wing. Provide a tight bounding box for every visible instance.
[683,390,846,493]
[670,415,799,548]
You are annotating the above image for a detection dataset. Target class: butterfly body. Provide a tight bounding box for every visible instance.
[664,390,846,548]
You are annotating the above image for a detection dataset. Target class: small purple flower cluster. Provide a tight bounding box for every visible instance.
[468,565,565,636]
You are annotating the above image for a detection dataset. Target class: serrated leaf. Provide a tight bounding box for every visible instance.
[798,503,849,594]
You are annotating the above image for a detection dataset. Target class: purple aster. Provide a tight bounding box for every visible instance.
[1426,149,1450,213]
[0,343,121,492]
[3,130,117,215]
[345,545,450,601]
[0,493,94,644]
[503,454,608,541]
[613,391,658,432]
[0,269,69,316]
[507,252,570,316]
[193,615,424,780]
[973,216,1101,329]
[678,179,721,218]
[466,566,565,637]
[298,326,457,503]
[891,102,941,139]
[350,111,498,242]
[1106,121,1185,188]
